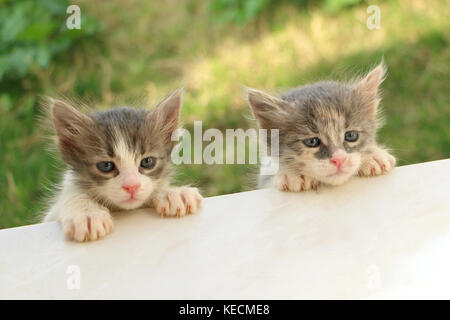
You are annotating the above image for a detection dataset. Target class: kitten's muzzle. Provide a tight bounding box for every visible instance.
[330,150,347,170]
[122,184,141,198]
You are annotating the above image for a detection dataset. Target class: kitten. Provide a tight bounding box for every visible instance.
[247,62,396,191]
[43,89,203,242]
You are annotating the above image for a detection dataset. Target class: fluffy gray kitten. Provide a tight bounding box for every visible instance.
[247,63,396,191]
[44,89,202,242]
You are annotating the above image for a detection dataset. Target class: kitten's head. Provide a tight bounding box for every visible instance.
[50,89,183,210]
[247,63,386,185]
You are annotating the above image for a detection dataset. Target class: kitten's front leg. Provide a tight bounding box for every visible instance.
[61,200,113,242]
[358,146,396,177]
[275,172,319,192]
[45,187,113,242]
[152,186,203,217]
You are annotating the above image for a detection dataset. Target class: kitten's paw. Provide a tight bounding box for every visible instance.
[358,149,396,177]
[153,187,203,217]
[61,208,113,242]
[276,174,318,192]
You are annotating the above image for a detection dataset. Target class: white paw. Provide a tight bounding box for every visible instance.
[153,187,203,217]
[275,174,318,192]
[359,149,396,177]
[61,206,113,242]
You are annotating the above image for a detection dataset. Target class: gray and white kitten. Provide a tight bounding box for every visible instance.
[44,89,202,242]
[247,63,396,191]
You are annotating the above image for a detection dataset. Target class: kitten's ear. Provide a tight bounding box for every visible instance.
[355,62,387,117]
[150,88,183,142]
[246,88,293,129]
[51,99,93,144]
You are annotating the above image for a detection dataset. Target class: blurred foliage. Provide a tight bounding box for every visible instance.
[0,0,101,81]
[210,0,365,23]
[210,0,272,23]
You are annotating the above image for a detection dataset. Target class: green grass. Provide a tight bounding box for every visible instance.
[1,0,449,229]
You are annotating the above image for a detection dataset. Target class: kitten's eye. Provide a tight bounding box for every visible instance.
[344,131,359,142]
[96,161,115,173]
[303,137,321,148]
[140,156,156,169]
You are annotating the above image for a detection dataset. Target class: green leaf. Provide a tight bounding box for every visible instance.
[323,0,362,13]
[17,22,56,41]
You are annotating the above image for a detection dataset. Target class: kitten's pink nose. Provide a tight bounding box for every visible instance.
[122,184,141,195]
[330,151,347,169]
